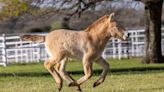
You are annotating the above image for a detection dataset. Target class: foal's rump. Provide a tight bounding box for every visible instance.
[21,34,45,42]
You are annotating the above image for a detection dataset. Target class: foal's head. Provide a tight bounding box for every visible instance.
[106,13,129,40]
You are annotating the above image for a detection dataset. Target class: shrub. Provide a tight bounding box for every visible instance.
[50,21,62,31]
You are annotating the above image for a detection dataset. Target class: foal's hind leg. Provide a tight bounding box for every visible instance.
[44,56,64,91]
[55,58,82,91]
[93,57,109,87]
[55,58,75,83]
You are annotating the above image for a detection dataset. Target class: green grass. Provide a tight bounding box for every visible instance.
[0,58,164,92]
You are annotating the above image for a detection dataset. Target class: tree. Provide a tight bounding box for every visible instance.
[0,0,29,21]
[135,0,164,63]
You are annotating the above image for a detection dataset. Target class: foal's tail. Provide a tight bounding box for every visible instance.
[21,35,45,42]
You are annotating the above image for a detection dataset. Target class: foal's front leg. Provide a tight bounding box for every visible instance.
[69,54,93,86]
[93,57,109,87]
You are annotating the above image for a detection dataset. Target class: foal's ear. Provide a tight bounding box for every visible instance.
[108,12,115,22]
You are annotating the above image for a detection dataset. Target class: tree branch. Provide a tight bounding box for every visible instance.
[134,0,162,3]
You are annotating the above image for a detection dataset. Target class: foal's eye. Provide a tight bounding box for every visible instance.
[112,22,117,26]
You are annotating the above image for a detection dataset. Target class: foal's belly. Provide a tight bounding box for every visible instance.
[65,47,84,60]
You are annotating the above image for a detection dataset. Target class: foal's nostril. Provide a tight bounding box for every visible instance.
[127,33,130,37]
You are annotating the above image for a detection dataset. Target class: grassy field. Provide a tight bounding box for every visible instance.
[0,58,164,92]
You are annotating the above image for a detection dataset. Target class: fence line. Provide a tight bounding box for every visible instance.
[103,29,164,59]
[0,29,164,66]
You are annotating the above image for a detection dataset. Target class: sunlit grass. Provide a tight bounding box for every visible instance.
[0,58,164,92]
[1,73,164,92]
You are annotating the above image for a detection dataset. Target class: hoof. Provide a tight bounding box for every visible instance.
[68,82,78,87]
[93,82,100,88]
[77,89,82,92]
[56,83,62,91]
[58,88,62,91]
[76,87,82,92]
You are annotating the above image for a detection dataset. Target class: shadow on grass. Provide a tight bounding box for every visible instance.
[138,87,164,91]
[115,86,164,92]
[119,86,164,92]
[1,66,164,77]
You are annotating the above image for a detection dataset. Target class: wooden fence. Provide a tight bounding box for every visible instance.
[0,29,164,66]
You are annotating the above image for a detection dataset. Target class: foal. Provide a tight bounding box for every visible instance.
[21,13,129,91]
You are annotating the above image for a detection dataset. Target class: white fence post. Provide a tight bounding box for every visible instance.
[20,39,23,63]
[131,32,135,57]
[30,42,33,62]
[2,34,7,67]
[37,43,41,62]
[112,39,116,59]
[135,31,139,57]
[15,42,18,63]
[118,39,122,60]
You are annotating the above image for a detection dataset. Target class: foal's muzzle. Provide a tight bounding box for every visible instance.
[122,32,130,40]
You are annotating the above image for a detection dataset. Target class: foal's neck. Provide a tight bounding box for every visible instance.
[87,24,111,49]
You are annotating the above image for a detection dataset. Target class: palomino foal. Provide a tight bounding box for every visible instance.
[21,13,129,91]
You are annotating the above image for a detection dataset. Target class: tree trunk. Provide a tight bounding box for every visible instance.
[143,0,163,63]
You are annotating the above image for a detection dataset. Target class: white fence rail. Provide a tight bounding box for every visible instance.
[0,29,164,66]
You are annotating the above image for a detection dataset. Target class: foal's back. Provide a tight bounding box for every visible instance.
[45,29,90,59]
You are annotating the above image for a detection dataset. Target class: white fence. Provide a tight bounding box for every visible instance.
[103,29,164,59]
[0,29,164,66]
[0,34,48,67]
